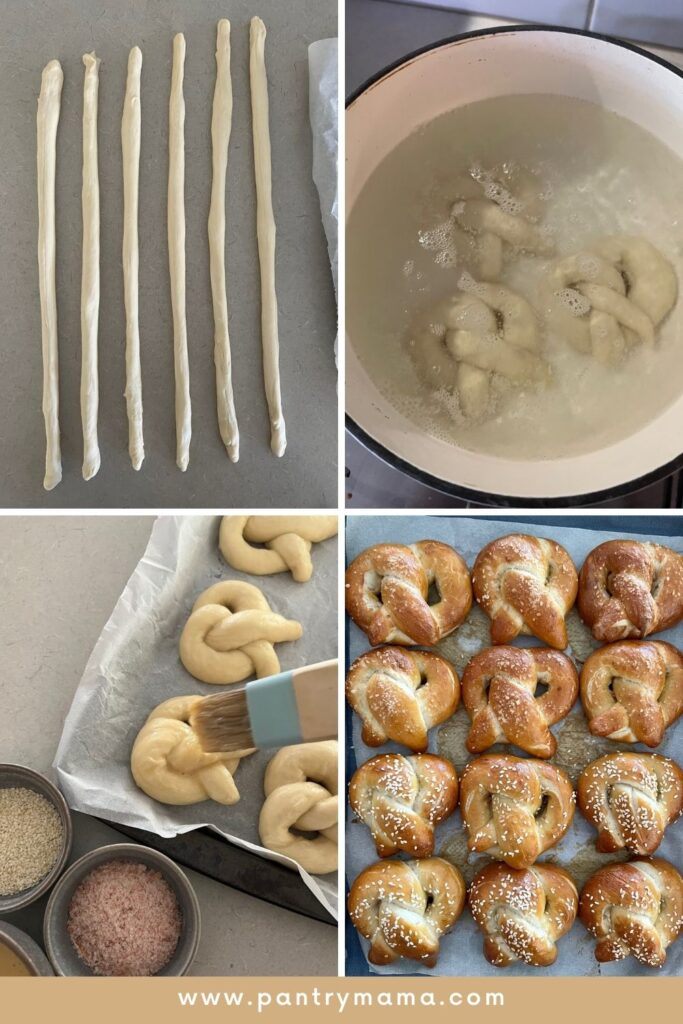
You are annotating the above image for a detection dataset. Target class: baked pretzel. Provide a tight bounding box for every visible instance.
[578,540,683,641]
[469,861,578,967]
[577,752,683,855]
[345,540,472,646]
[131,696,253,805]
[472,534,578,649]
[345,647,460,752]
[580,640,683,747]
[219,515,337,582]
[579,858,683,966]
[462,646,578,758]
[347,857,465,966]
[349,753,458,858]
[460,754,575,868]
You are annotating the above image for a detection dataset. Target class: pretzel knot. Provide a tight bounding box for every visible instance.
[258,741,338,875]
[460,754,575,869]
[547,236,677,365]
[130,696,253,805]
[345,540,472,646]
[578,753,683,855]
[580,640,683,747]
[462,646,578,758]
[579,858,683,966]
[219,515,337,582]
[345,646,460,753]
[472,533,578,649]
[348,857,466,966]
[179,580,302,685]
[349,753,458,858]
[469,861,578,967]
[578,540,683,642]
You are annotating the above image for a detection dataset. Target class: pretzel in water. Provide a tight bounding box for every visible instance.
[578,540,683,642]
[577,752,683,855]
[219,515,337,582]
[462,646,578,758]
[579,858,683,966]
[345,646,460,753]
[349,753,458,858]
[348,857,465,966]
[345,540,472,646]
[469,861,578,967]
[472,534,578,649]
[580,640,683,747]
[460,753,575,868]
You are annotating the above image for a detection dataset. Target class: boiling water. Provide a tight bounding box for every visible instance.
[346,94,683,459]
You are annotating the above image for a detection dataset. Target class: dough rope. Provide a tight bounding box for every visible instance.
[80,53,101,482]
[122,46,144,471]
[168,33,191,471]
[131,695,254,805]
[179,580,303,685]
[547,236,677,364]
[209,20,239,463]
[258,741,338,874]
[37,60,63,491]
[219,515,337,582]
[249,17,286,457]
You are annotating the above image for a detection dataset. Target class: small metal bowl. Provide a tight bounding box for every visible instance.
[0,763,72,913]
[44,843,201,976]
[0,921,54,976]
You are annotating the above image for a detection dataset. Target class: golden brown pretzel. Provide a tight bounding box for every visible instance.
[462,646,578,758]
[577,752,683,855]
[345,646,460,753]
[469,861,578,967]
[579,858,683,966]
[349,753,458,858]
[578,540,683,641]
[460,754,575,868]
[472,534,578,649]
[580,640,683,747]
[345,540,472,646]
[347,857,466,966]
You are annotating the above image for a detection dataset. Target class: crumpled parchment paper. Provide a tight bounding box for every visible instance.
[309,38,338,357]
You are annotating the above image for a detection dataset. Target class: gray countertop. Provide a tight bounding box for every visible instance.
[0,516,337,975]
[1,0,337,509]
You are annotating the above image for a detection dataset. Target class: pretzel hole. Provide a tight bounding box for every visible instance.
[534,794,550,820]
[545,562,556,585]
[427,580,441,606]
[424,893,435,911]
[534,680,550,698]
[417,672,429,690]
[651,573,663,599]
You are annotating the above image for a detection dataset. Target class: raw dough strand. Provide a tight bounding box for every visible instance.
[37,60,63,491]
[121,46,144,471]
[168,32,191,471]
[209,19,239,463]
[81,52,101,481]
[249,17,286,457]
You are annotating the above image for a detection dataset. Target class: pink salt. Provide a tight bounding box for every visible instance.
[67,860,182,976]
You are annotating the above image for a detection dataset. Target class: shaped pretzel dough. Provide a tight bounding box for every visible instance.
[81,53,101,481]
[219,515,338,582]
[122,46,144,470]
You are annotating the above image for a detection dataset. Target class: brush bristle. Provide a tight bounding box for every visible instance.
[190,687,256,753]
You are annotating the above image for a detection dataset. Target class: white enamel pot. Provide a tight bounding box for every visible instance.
[346,27,683,506]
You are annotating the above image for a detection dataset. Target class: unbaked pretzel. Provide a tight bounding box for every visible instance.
[472,533,578,649]
[577,752,683,855]
[345,646,460,752]
[348,857,466,966]
[219,515,337,582]
[460,753,575,868]
[349,753,458,858]
[462,646,578,758]
[258,741,338,875]
[580,640,683,747]
[469,861,578,967]
[579,858,683,966]
[130,696,253,805]
[578,540,683,642]
[179,580,302,685]
[345,540,472,646]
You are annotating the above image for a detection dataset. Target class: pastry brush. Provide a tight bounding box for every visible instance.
[190,659,337,752]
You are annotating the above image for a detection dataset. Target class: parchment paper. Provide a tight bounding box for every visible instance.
[53,515,338,918]
[346,515,683,975]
